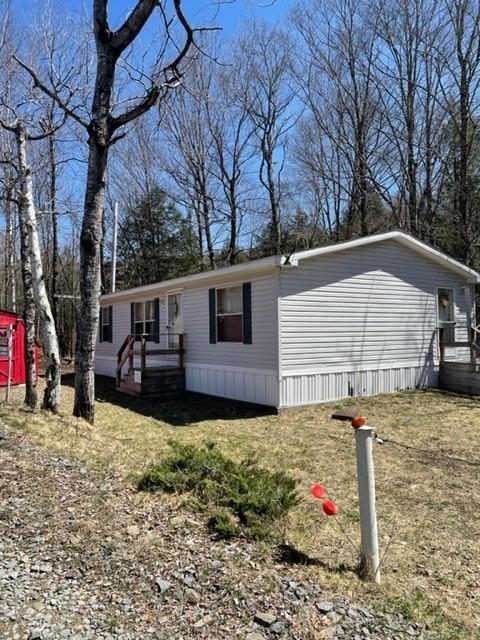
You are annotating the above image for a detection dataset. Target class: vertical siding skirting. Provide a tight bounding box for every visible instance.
[185,364,278,407]
[280,364,439,408]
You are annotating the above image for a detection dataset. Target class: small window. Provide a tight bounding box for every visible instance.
[134,300,155,340]
[101,306,112,342]
[217,286,243,342]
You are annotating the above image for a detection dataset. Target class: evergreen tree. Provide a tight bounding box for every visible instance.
[118,186,201,288]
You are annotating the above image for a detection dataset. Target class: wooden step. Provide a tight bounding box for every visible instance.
[116,378,142,397]
[116,366,185,398]
[132,366,184,377]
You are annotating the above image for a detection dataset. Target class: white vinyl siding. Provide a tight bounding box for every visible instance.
[183,274,276,370]
[280,240,470,373]
[96,272,278,378]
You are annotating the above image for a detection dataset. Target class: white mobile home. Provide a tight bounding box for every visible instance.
[96,231,480,408]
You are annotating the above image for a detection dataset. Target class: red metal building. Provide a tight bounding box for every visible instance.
[0,309,39,387]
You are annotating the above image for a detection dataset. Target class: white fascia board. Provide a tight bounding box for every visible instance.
[101,254,285,302]
[292,231,480,283]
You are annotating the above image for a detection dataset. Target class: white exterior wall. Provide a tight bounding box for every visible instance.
[96,271,279,406]
[97,237,475,409]
[279,240,470,408]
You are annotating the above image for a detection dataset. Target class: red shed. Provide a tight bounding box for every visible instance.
[0,309,40,387]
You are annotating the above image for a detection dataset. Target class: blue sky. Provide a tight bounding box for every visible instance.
[56,0,295,34]
[9,1,297,248]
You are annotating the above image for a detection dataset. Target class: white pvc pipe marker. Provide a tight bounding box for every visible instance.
[354,425,381,583]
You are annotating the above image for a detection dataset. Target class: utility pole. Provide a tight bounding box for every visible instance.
[111,201,118,293]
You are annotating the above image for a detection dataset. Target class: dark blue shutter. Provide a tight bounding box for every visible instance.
[154,298,160,343]
[108,305,113,342]
[99,307,103,343]
[130,302,135,337]
[243,282,252,344]
[209,288,216,344]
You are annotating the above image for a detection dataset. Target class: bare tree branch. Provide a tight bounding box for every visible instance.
[13,55,90,130]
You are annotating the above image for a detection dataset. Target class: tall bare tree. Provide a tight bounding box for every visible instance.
[294,0,387,238]
[438,0,480,265]
[0,111,64,412]
[238,22,297,254]
[159,59,219,269]
[18,1,210,422]
[205,58,256,264]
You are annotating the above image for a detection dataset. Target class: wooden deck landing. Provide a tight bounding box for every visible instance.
[116,332,186,399]
[117,366,185,398]
[439,362,480,396]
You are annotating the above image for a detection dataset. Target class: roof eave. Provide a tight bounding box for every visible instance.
[100,254,285,302]
[293,231,480,283]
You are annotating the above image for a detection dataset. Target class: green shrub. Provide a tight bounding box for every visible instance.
[137,440,300,540]
[207,508,239,539]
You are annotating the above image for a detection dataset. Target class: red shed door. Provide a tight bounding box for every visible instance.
[0,326,14,387]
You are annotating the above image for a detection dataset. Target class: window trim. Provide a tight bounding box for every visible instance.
[216,285,244,343]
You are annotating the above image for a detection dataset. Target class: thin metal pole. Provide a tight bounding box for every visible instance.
[354,425,381,583]
[111,201,118,293]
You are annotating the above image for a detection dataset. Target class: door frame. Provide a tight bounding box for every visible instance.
[435,286,456,356]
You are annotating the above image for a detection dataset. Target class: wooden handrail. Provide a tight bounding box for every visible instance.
[116,333,134,387]
[439,325,480,369]
[116,333,186,387]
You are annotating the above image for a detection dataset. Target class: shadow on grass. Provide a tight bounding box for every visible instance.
[276,543,355,574]
[61,374,275,427]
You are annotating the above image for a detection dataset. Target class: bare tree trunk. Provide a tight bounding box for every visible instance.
[4,183,16,311]
[16,126,61,412]
[200,173,215,269]
[73,138,109,422]
[73,34,117,422]
[17,200,37,410]
[260,135,282,253]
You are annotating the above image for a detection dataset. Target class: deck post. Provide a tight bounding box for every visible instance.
[179,333,184,369]
[470,326,476,370]
[140,335,147,373]
[438,327,445,362]
[354,425,381,584]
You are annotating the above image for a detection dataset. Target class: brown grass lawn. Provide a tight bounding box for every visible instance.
[1,377,480,638]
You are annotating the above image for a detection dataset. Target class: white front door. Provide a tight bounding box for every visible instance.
[437,287,456,344]
[167,292,182,348]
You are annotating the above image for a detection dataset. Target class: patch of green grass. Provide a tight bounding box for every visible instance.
[379,588,471,639]
[137,440,300,540]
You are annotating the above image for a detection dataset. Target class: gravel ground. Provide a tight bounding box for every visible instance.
[0,423,430,640]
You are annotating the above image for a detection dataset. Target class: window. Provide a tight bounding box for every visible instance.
[101,306,112,342]
[216,285,243,342]
[134,300,155,340]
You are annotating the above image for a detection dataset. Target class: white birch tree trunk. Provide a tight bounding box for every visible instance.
[16,126,61,412]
